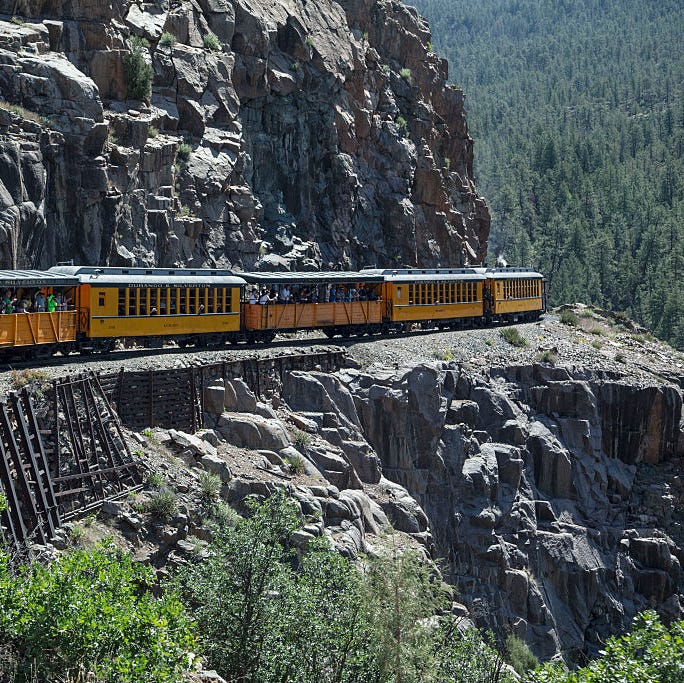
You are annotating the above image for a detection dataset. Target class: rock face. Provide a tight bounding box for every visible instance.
[0,0,488,269]
[338,362,683,661]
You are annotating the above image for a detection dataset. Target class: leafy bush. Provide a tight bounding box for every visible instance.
[538,349,557,364]
[159,31,177,47]
[198,470,221,500]
[395,115,408,132]
[0,543,195,682]
[203,32,221,52]
[500,327,528,347]
[505,634,537,676]
[146,488,178,518]
[177,141,192,160]
[529,611,684,682]
[148,124,159,138]
[123,44,153,101]
[399,67,412,82]
[10,368,48,389]
[615,352,626,364]
[559,310,579,326]
[146,470,166,490]
[283,452,306,474]
[293,430,311,448]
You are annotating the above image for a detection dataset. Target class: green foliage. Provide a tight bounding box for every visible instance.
[283,452,306,474]
[414,0,684,349]
[146,488,178,518]
[591,339,602,349]
[399,67,412,82]
[293,430,311,448]
[505,634,537,677]
[148,124,159,138]
[10,16,26,26]
[538,349,557,364]
[159,31,177,47]
[146,470,166,490]
[10,368,48,389]
[177,141,192,160]
[197,470,221,500]
[123,43,153,101]
[559,311,579,326]
[395,115,408,133]
[529,611,684,682]
[615,352,626,364]
[0,543,195,682]
[203,32,221,52]
[500,327,528,347]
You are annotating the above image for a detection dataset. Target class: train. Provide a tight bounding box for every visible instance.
[0,265,546,358]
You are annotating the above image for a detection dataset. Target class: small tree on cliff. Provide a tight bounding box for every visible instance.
[123,42,153,101]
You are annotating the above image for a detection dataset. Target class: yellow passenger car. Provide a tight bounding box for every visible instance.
[0,270,79,357]
[361,268,487,330]
[485,268,545,321]
[240,271,385,339]
[49,266,246,350]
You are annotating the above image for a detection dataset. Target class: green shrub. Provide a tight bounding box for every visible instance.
[505,634,537,676]
[531,611,684,682]
[146,470,166,490]
[177,141,192,160]
[123,44,153,101]
[159,31,177,47]
[444,157,451,170]
[207,500,240,528]
[395,115,408,132]
[500,327,528,347]
[0,543,195,682]
[148,124,159,138]
[399,67,412,82]
[198,470,221,500]
[146,488,178,518]
[203,32,221,52]
[293,430,311,448]
[615,352,626,364]
[283,453,306,475]
[538,349,557,364]
[559,310,579,326]
[591,339,603,349]
[485,338,493,346]
[10,368,48,389]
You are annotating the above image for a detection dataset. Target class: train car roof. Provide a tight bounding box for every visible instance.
[360,268,486,282]
[240,271,386,284]
[48,266,246,286]
[0,270,79,287]
[485,268,543,279]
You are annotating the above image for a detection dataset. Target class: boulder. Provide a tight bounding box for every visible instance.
[218,413,289,451]
[200,453,232,482]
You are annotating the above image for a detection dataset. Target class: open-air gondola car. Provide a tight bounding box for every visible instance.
[239,271,386,339]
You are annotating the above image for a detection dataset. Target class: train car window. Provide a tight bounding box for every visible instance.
[179,288,186,314]
[118,289,125,315]
[159,288,166,314]
[408,284,413,305]
[98,291,105,307]
[139,289,147,315]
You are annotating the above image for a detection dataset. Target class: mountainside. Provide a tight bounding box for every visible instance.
[0,0,489,271]
[412,0,684,349]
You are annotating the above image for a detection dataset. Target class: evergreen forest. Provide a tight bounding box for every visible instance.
[412,0,684,348]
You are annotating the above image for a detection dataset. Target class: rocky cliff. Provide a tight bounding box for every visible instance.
[0,0,489,270]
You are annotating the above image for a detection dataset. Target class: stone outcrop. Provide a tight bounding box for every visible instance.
[341,361,683,661]
[193,355,683,662]
[0,0,488,270]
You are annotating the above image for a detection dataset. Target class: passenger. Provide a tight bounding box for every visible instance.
[46,293,57,313]
[259,288,270,305]
[349,287,358,301]
[311,290,318,303]
[269,288,277,303]
[249,289,258,304]
[358,286,367,301]
[197,304,205,314]
[13,298,25,313]
[328,286,337,302]
[150,307,158,315]
[2,290,12,313]
[279,285,291,304]
[337,286,346,302]
[34,291,45,312]
[54,292,63,311]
